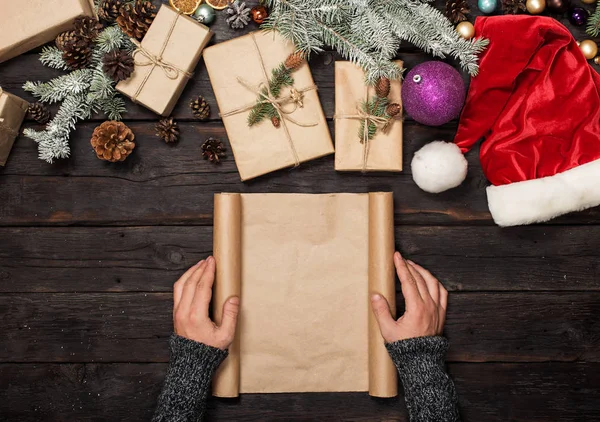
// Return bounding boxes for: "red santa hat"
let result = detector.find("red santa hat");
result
[411,16,600,227]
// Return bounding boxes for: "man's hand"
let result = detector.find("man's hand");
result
[371,252,447,343]
[173,256,240,350]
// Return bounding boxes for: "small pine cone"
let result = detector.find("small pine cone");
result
[284,52,305,70]
[98,0,125,23]
[62,40,93,70]
[201,137,226,164]
[501,0,526,14]
[385,103,402,117]
[375,77,390,98]
[90,121,136,162]
[55,30,79,51]
[117,0,157,41]
[445,0,470,24]
[190,96,210,120]
[103,50,135,82]
[73,16,103,41]
[28,102,51,124]
[155,117,180,144]
[271,116,281,128]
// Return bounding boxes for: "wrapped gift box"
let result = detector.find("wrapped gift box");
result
[0,89,29,166]
[0,0,96,64]
[203,31,334,181]
[117,5,213,116]
[334,61,403,172]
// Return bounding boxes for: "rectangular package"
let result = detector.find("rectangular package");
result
[0,0,96,64]
[203,31,334,181]
[0,89,29,166]
[335,61,403,172]
[116,5,213,116]
[211,192,398,398]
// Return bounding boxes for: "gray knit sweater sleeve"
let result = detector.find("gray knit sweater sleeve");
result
[152,334,228,422]
[386,336,460,422]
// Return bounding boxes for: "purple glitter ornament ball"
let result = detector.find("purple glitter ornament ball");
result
[402,62,466,127]
[569,7,589,26]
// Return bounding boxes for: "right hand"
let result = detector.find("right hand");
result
[371,252,447,343]
[172,256,240,350]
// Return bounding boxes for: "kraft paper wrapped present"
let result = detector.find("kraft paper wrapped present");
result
[116,5,213,116]
[0,0,96,64]
[203,31,334,181]
[0,88,29,166]
[334,61,403,172]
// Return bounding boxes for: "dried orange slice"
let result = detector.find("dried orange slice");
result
[205,0,231,10]
[169,0,203,14]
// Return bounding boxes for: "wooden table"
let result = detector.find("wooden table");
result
[1,1,599,420]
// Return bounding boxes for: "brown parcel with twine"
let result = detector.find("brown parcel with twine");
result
[0,88,29,167]
[116,5,213,116]
[334,61,403,172]
[203,32,334,181]
[212,192,398,398]
[0,0,96,64]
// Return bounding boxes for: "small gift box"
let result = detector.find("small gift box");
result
[116,5,213,116]
[203,31,334,181]
[334,61,403,172]
[0,88,29,166]
[0,0,96,64]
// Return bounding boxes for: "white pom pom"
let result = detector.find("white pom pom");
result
[411,141,468,193]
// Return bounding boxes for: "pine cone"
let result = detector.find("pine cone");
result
[103,50,135,82]
[155,117,180,143]
[502,0,526,14]
[375,77,390,98]
[385,103,402,117]
[98,0,125,23]
[117,0,157,41]
[62,40,93,70]
[271,116,281,128]
[201,138,226,164]
[226,0,252,29]
[73,16,103,41]
[445,0,470,24]
[190,96,210,120]
[55,30,80,51]
[28,102,51,124]
[284,52,305,70]
[90,121,136,162]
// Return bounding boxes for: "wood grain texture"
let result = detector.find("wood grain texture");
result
[0,362,598,421]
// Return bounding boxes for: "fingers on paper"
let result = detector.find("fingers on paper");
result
[191,256,216,313]
[439,283,448,331]
[179,259,207,313]
[407,260,440,304]
[394,252,421,307]
[219,296,240,343]
[173,260,203,308]
[371,294,396,340]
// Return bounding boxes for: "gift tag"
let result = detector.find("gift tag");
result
[169,0,203,14]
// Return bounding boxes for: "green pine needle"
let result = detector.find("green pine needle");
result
[247,63,295,126]
[587,0,600,37]
[357,95,389,142]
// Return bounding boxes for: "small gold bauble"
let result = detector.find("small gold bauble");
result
[526,0,546,14]
[594,56,600,65]
[582,0,595,4]
[580,40,599,60]
[456,21,475,40]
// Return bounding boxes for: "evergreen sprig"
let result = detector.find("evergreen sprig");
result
[587,0,600,37]
[358,95,389,142]
[247,63,295,126]
[261,0,488,82]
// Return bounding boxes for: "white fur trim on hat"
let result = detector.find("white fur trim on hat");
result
[411,141,468,193]
[487,158,600,227]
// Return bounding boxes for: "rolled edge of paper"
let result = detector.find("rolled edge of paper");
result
[212,193,242,398]
[367,192,398,398]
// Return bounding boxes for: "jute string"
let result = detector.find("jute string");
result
[219,33,317,167]
[334,86,398,172]
[130,12,193,103]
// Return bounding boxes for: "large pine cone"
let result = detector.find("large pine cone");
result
[73,16,103,41]
[103,50,135,82]
[55,30,79,51]
[445,0,470,24]
[90,121,136,162]
[63,41,93,70]
[190,96,210,120]
[28,103,51,124]
[98,0,125,23]
[117,0,157,41]
[155,117,180,143]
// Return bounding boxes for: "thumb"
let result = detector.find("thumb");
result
[371,294,395,341]
[219,296,240,341]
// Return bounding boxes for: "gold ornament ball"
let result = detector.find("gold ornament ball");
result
[526,0,546,14]
[594,56,600,65]
[580,40,599,60]
[456,21,475,40]
[582,0,595,4]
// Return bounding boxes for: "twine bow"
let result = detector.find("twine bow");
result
[219,33,318,167]
[130,12,194,103]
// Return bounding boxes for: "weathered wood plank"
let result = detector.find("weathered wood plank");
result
[0,226,598,292]
[1,292,598,362]
[0,362,598,421]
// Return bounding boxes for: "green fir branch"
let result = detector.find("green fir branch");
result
[247,63,295,126]
[358,95,389,142]
[39,46,69,70]
[23,69,93,103]
[587,0,600,37]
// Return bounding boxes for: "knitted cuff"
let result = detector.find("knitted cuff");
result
[168,333,228,388]
[386,336,449,385]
